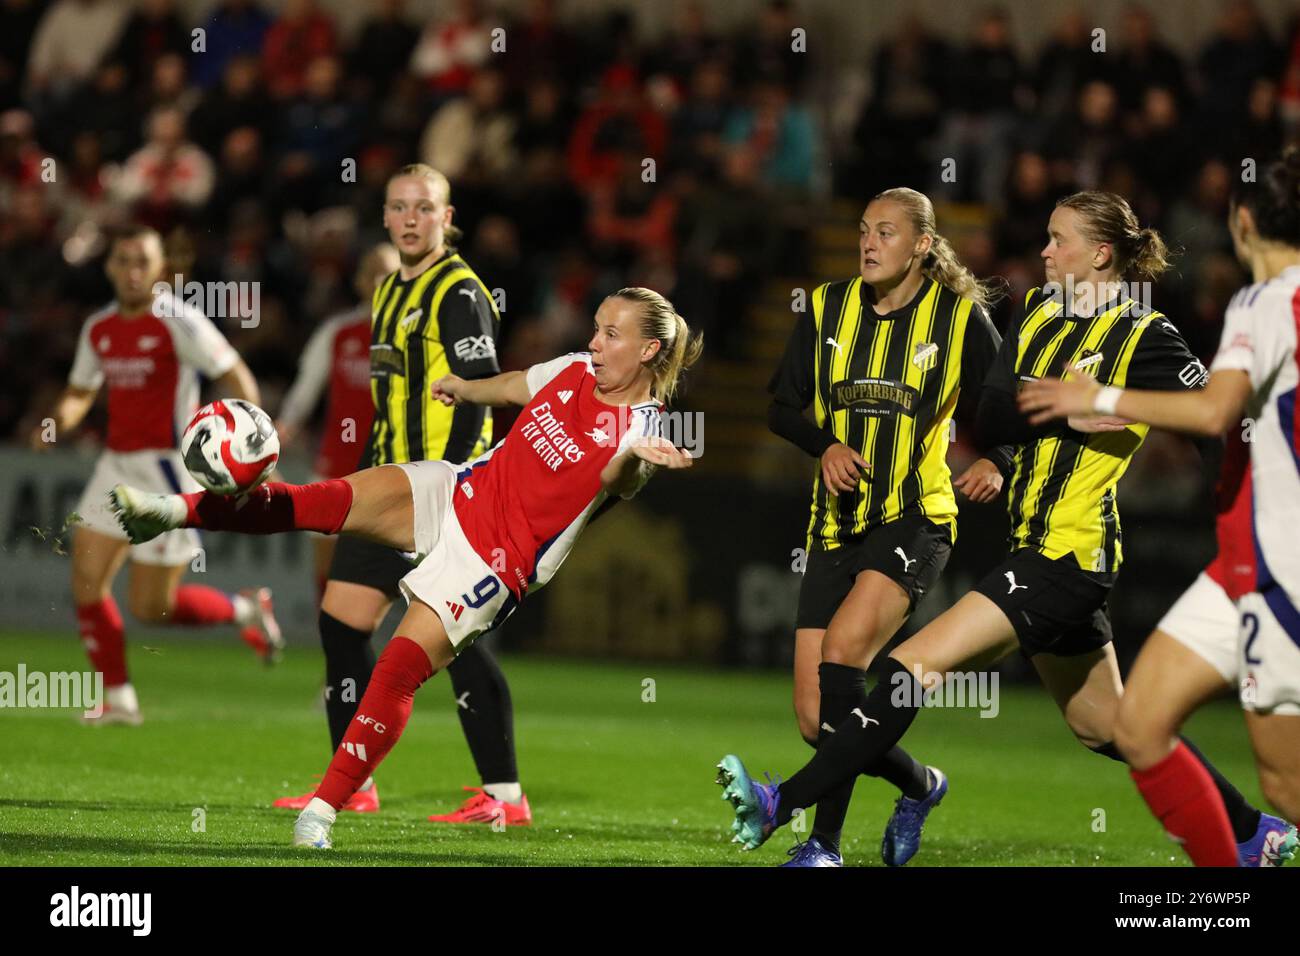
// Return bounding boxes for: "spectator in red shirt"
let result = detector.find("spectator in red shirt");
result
[567,66,668,194]
[262,0,338,100]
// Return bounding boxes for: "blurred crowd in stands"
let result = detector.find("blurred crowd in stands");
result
[0,0,1293,454]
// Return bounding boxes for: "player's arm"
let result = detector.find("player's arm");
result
[766,287,868,496]
[972,316,1055,447]
[601,436,693,497]
[32,316,104,450]
[1019,314,1231,435]
[951,304,1013,503]
[432,369,530,408]
[29,385,98,450]
[1019,369,1250,437]
[212,357,262,407]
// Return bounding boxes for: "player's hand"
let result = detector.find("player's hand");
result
[820,443,869,496]
[629,435,693,469]
[1066,414,1135,433]
[431,375,467,406]
[1017,374,1101,425]
[953,457,1004,503]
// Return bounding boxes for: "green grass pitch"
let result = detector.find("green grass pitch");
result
[0,632,1268,866]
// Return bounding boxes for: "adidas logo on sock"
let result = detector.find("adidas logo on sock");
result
[343,742,368,762]
[445,601,464,621]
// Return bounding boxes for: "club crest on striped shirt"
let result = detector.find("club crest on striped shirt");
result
[1072,349,1104,375]
[912,342,939,371]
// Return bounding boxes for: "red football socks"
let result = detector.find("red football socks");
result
[182,479,353,535]
[315,637,435,809]
[170,585,236,625]
[77,597,127,687]
[1131,741,1239,867]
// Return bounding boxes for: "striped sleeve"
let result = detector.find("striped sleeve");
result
[616,405,664,499]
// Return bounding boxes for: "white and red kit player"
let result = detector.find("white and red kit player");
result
[277,244,397,595]
[1019,154,1300,863]
[30,225,283,725]
[110,287,702,847]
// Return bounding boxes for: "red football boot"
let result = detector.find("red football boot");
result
[273,780,380,813]
[427,786,532,825]
[238,587,284,665]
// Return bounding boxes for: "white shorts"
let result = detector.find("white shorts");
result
[391,461,515,650]
[1236,591,1300,717]
[1159,572,1239,686]
[74,449,202,566]
[1159,572,1300,715]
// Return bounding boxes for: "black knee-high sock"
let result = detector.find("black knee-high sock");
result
[1091,737,1260,844]
[800,725,928,799]
[1178,737,1260,843]
[320,610,376,752]
[446,636,518,785]
[778,658,922,827]
[810,663,864,853]
[866,746,931,800]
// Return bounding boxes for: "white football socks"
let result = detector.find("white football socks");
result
[483,782,522,804]
[304,797,337,823]
[106,683,139,713]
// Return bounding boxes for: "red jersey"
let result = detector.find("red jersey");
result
[68,295,239,452]
[280,305,375,478]
[451,353,663,597]
[1205,430,1256,601]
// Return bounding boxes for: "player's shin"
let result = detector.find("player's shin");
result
[778,657,923,825]
[76,596,127,686]
[320,610,376,752]
[1131,741,1238,866]
[313,636,435,810]
[183,479,353,535]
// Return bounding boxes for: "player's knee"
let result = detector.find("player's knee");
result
[1067,718,1112,752]
[71,575,106,603]
[1114,699,1177,769]
[128,596,171,624]
[821,628,870,669]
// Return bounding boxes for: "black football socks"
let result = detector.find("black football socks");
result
[447,638,519,787]
[778,657,922,827]
[320,610,377,751]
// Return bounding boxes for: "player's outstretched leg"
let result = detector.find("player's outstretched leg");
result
[293,600,454,849]
[109,479,354,544]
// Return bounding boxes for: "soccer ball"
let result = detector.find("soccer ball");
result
[180,399,280,496]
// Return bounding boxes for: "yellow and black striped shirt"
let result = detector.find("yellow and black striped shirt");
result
[366,252,500,467]
[770,276,1005,551]
[985,286,1208,574]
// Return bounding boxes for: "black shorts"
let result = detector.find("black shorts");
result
[972,548,1114,657]
[796,515,953,630]
[327,535,416,599]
